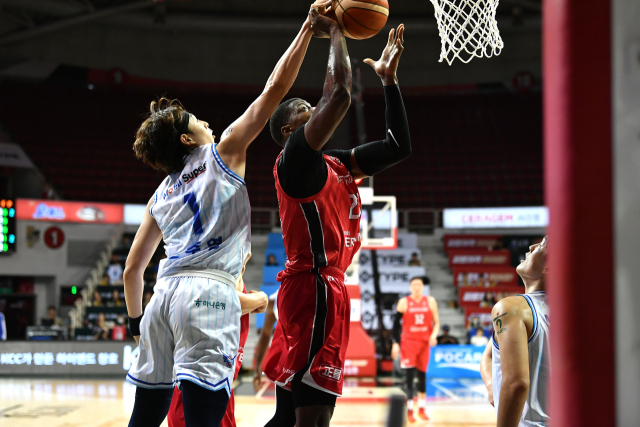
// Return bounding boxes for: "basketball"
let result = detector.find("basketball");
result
[333,0,389,40]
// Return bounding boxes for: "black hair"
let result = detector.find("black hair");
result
[269,98,303,147]
[410,276,431,285]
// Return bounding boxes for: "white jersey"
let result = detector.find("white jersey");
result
[492,291,550,426]
[150,143,251,280]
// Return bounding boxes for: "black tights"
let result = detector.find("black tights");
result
[128,382,229,427]
[404,368,426,400]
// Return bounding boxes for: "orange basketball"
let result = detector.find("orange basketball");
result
[333,0,389,40]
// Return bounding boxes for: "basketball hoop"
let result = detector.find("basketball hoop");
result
[430,0,504,65]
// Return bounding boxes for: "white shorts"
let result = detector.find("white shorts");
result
[126,269,241,397]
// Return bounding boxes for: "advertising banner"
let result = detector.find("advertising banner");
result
[0,342,138,376]
[448,249,511,268]
[358,265,426,290]
[16,199,124,224]
[458,286,524,307]
[427,345,484,378]
[358,249,422,267]
[443,206,549,229]
[397,233,418,249]
[453,268,518,287]
[443,234,502,252]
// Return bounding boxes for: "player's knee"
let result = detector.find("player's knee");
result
[417,370,426,393]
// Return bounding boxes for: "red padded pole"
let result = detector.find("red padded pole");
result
[543,0,615,426]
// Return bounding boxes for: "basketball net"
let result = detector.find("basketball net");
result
[430,0,504,65]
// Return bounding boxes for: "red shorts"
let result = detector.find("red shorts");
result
[400,339,431,372]
[167,387,236,427]
[263,267,350,396]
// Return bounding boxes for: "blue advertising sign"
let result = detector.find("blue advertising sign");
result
[427,345,485,378]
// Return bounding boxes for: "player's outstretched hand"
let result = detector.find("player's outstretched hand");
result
[391,342,400,360]
[253,373,265,392]
[363,24,405,86]
[309,0,338,39]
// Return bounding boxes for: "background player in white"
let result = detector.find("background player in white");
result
[123,4,331,426]
[480,236,550,427]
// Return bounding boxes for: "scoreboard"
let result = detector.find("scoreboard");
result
[0,199,16,254]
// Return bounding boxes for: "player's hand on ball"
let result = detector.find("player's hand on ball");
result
[363,24,405,86]
[309,2,338,39]
[391,342,400,360]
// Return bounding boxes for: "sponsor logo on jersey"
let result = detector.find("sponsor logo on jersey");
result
[163,180,183,199]
[182,161,207,184]
[319,364,342,381]
[194,298,226,310]
[220,350,237,368]
[337,174,353,185]
[282,367,295,374]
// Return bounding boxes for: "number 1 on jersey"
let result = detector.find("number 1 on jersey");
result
[184,192,204,235]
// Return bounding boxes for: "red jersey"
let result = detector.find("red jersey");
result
[401,296,434,342]
[274,153,362,279]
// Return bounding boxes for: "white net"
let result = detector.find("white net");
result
[430,0,504,65]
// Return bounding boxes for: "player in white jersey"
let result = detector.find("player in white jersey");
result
[480,236,550,427]
[123,4,332,426]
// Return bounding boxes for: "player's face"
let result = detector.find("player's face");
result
[186,114,215,146]
[286,100,315,133]
[516,236,548,281]
[409,279,423,297]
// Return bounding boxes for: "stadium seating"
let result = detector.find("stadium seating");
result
[0,80,542,209]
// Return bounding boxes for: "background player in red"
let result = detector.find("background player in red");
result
[391,277,440,423]
[263,12,411,427]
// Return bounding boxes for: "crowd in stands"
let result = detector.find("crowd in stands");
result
[81,233,162,341]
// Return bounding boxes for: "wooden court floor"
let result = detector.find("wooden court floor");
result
[0,378,496,427]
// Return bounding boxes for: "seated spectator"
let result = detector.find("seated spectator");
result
[143,291,153,309]
[99,273,110,286]
[108,289,123,307]
[437,325,459,345]
[408,252,422,266]
[93,290,104,307]
[41,305,64,327]
[468,315,482,330]
[107,254,123,285]
[266,254,278,266]
[448,299,458,309]
[93,313,110,341]
[112,314,127,341]
[470,328,489,346]
[479,291,496,308]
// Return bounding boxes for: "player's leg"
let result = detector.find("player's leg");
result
[416,342,431,420]
[416,370,429,420]
[128,387,173,427]
[291,373,336,427]
[404,367,417,423]
[264,386,297,427]
[181,381,229,427]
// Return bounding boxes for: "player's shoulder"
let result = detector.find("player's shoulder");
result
[397,296,408,311]
[491,295,529,319]
[426,295,437,306]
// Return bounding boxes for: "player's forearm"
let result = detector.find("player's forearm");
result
[123,268,144,318]
[237,292,268,315]
[497,378,529,427]
[353,85,411,176]
[480,344,493,389]
[254,333,271,374]
[263,18,313,97]
[323,26,352,100]
[430,320,440,341]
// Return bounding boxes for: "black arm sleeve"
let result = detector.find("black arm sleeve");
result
[277,124,327,199]
[392,311,403,343]
[322,148,353,172]
[353,84,412,176]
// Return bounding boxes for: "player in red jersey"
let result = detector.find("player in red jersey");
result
[263,13,411,427]
[166,277,256,427]
[391,277,440,423]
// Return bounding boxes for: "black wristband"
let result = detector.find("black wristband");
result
[128,314,143,336]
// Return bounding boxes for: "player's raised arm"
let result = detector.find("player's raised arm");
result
[346,25,412,180]
[302,10,352,151]
[216,2,331,175]
[492,298,530,427]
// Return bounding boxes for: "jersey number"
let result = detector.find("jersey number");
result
[414,314,425,325]
[183,192,204,235]
[349,194,361,220]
